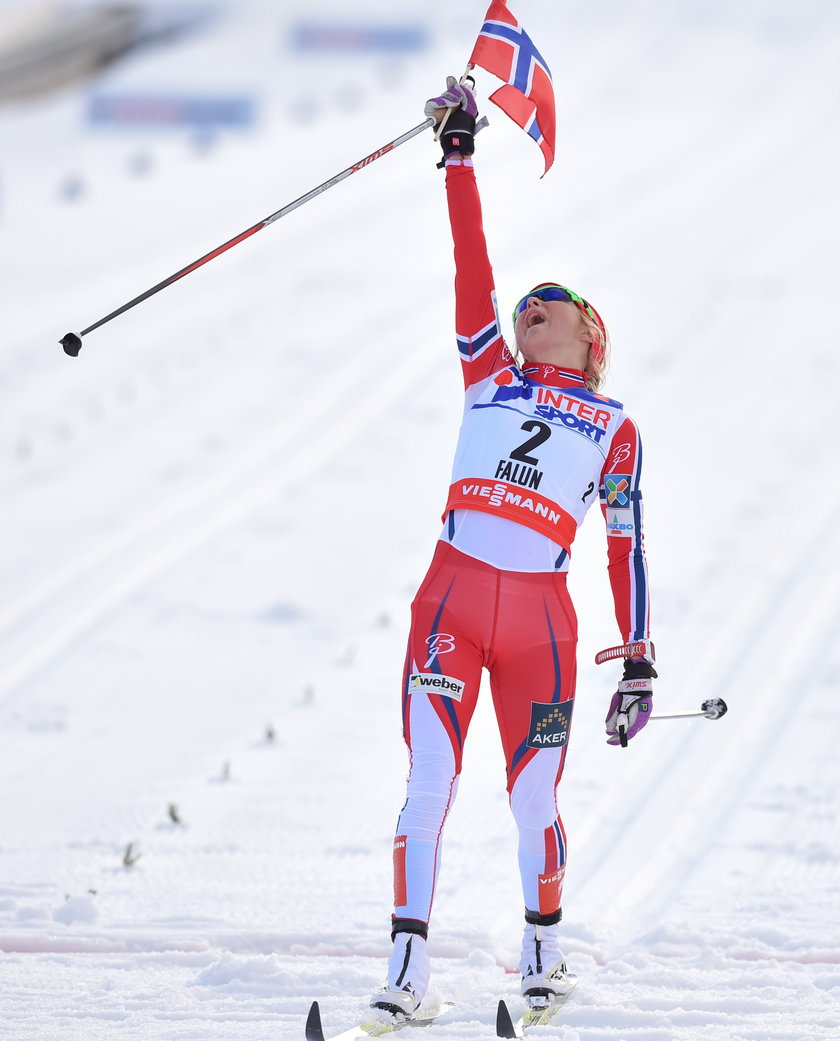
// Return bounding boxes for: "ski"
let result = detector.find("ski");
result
[305,1000,453,1041]
[496,976,578,1037]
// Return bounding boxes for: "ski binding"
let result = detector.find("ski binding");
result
[496,971,578,1037]
[306,999,452,1040]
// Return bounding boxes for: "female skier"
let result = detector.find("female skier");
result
[370,78,655,1020]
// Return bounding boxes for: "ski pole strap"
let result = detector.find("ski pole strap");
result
[594,639,655,665]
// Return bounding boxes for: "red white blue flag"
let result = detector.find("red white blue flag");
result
[468,0,556,176]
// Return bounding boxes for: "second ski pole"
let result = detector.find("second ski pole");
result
[651,698,728,721]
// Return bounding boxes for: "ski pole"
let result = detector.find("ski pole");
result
[651,698,728,722]
[59,116,436,356]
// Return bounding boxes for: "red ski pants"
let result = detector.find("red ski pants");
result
[392,541,577,926]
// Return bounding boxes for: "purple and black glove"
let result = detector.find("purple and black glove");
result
[425,75,479,119]
[605,659,658,747]
[424,76,485,164]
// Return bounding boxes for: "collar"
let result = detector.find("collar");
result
[522,365,587,389]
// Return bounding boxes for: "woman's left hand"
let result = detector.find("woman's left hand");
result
[605,660,657,747]
[424,75,478,120]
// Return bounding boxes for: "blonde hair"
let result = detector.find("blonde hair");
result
[579,310,610,392]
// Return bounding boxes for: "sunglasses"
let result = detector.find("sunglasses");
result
[512,284,594,324]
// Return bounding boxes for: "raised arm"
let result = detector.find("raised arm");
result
[425,77,513,389]
[445,161,513,388]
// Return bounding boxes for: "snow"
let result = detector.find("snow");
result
[1,0,839,1038]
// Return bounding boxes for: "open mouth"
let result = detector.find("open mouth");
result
[525,312,545,329]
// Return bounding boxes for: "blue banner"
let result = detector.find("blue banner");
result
[289,22,429,54]
[88,94,255,129]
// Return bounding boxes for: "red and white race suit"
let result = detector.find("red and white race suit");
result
[391,158,651,930]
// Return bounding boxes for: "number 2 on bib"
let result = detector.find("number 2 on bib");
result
[510,420,552,466]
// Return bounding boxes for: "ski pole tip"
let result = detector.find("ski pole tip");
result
[305,1001,325,1041]
[60,332,83,357]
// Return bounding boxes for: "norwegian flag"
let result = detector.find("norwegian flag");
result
[469,0,556,176]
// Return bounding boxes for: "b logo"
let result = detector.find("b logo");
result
[609,442,632,469]
[424,633,456,668]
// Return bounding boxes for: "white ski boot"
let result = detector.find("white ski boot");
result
[370,930,430,1021]
[519,920,575,1008]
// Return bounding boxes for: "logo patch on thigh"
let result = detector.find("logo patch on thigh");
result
[527,700,573,749]
[408,673,465,701]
